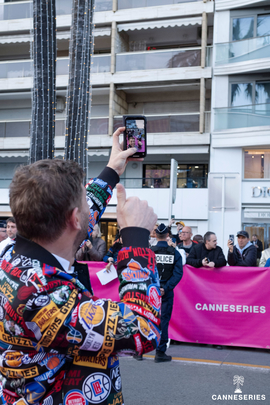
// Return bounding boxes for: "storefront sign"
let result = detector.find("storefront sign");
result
[251,186,270,198]
[169,265,269,349]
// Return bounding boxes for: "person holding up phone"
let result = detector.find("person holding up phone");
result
[227,230,257,267]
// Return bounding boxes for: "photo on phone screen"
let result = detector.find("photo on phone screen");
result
[123,116,147,158]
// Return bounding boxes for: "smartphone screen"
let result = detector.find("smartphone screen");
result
[123,116,147,158]
[229,234,234,244]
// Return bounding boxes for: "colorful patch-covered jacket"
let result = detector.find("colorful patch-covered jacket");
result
[0,167,161,405]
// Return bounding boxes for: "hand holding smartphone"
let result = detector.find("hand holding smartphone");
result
[123,115,147,158]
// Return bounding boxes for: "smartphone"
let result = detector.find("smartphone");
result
[205,257,209,264]
[123,115,147,158]
[229,234,234,244]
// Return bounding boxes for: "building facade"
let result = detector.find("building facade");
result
[3,0,269,251]
[0,0,214,246]
[211,0,270,251]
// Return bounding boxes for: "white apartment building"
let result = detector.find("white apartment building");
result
[210,0,270,251]
[0,0,214,245]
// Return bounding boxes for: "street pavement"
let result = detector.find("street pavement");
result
[119,342,270,405]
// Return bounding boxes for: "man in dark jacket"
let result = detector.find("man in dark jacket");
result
[151,223,183,362]
[186,231,227,268]
[228,230,257,267]
[251,234,263,260]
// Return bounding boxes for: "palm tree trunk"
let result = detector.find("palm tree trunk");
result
[64,0,95,178]
[30,0,56,163]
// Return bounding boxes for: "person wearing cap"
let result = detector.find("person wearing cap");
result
[0,221,7,243]
[151,223,183,362]
[227,230,257,267]
[168,219,185,244]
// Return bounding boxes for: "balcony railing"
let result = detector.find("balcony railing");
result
[215,35,270,65]
[0,0,111,21]
[120,176,207,188]
[118,0,198,9]
[214,103,270,131]
[0,179,13,188]
[0,117,109,137]
[116,48,201,72]
[114,113,200,133]
[0,55,111,80]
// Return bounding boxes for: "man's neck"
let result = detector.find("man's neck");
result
[183,239,192,246]
[32,231,77,270]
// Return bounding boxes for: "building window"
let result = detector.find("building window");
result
[143,164,208,188]
[232,13,270,41]
[244,150,270,179]
[231,81,270,107]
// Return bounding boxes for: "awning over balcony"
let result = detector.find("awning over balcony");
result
[0,28,111,44]
[0,151,29,158]
[118,16,202,32]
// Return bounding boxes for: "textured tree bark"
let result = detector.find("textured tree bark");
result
[64,0,94,177]
[30,0,56,163]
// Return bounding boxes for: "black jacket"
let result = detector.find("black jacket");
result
[186,243,227,268]
[254,239,263,259]
[228,244,257,267]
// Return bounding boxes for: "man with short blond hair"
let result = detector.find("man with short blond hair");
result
[178,226,197,257]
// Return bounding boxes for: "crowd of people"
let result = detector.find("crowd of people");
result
[0,125,269,403]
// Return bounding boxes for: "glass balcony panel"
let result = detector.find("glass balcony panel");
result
[113,118,123,133]
[0,2,31,21]
[56,0,72,15]
[216,35,270,65]
[55,120,65,136]
[0,179,13,188]
[91,55,111,73]
[89,118,109,135]
[114,114,199,133]
[4,61,32,79]
[0,64,8,79]
[116,49,200,72]
[0,123,5,137]
[118,0,197,9]
[95,0,113,11]
[119,176,207,188]
[0,0,111,22]
[6,122,30,137]
[214,103,270,131]
[56,58,69,75]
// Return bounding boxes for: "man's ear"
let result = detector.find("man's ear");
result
[69,207,81,231]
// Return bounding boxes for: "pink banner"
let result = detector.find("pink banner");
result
[86,261,120,302]
[169,265,270,349]
[86,262,270,349]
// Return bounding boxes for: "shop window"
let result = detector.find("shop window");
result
[244,150,270,179]
[232,13,270,41]
[143,164,208,188]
